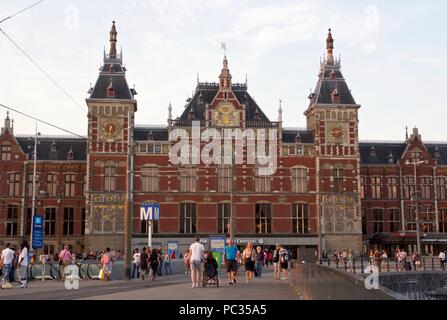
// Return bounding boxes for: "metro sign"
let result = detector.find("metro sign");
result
[140,202,160,221]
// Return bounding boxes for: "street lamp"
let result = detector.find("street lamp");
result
[29,122,41,254]
[229,154,236,241]
[405,154,427,256]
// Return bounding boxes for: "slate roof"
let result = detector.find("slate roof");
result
[178,83,270,123]
[310,65,357,106]
[134,127,169,141]
[282,129,314,144]
[359,142,447,165]
[16,137,87,161]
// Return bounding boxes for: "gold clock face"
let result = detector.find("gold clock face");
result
[100,117,122,141]
[327,122,347,144]
[213,102,239,126]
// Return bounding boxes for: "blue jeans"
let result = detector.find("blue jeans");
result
[157,260,164,276]
[164,261,172,275]
[131,263,140,279]
[2,264,11,283]
[255,261,263,278]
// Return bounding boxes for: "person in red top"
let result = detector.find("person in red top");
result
[58,245,75,280]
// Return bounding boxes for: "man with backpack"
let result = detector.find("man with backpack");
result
[279,245,290,280]
[273,244,281,280]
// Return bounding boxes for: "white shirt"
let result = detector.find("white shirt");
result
[19,247,29,266]
[1,248,15,265]
[439,252,446,260]
[133,252,141,264]
[189,242,205,261]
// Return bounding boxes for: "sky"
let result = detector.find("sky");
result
[0,0,445,141]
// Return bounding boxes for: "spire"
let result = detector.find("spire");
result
[1,111,13,135]
[405,126,409,140]
[219,55,232,90]
[326,28,334,65]
[278,99,283,122]
[109,21,118,59]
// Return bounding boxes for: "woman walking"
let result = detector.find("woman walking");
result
[242,242,256,284]
[149,248,160,281]
[139,247,149,280]
[101,248,113,282]
[17,240,29,288]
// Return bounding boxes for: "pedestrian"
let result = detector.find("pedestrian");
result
[439,250,446,271]
[100,247,113,282]
[279,245,290,280]
[399,249,408,271]
[149,248,160,281]
[273,244,281,280]
[59,245,75,280]
[183,250,191,274]
[347,250,354,272]
[164,252,173,275]
[132,248,141,279]
[140,247,149,280]
[157,246,164,277]
[224,238,239,285]
[255,246,264,278]
[1,243,15,287]
[17,240,29,288]
[242,242,256,284]
[9,245,18,284]
[188,235,205,288]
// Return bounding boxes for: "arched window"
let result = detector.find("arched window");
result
[255,203,271,234]
[291,167,308,193]
[141,165,159,192]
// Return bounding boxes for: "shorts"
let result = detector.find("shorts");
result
[226,260,237,273]
[245,261,255,272]
[280,261,288,270]
[190,260,202,272]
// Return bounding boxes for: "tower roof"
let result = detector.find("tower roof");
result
[88,21,136,101]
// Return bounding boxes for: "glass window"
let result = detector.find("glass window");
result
[372,208,384,233]
[291,168,308,193]
[218,203,230,234]
[421,177,432,200]
[440,209,447,233]
[180,167,197,192]
[437,177,447,200]
[404,177,415,200]
[421,206,434,233]
[141,166,159,192]
[6,205,19,236]
[387,177,398,200]
[104,165,117,192]
[64,174,76,197]
[333,168,344,193]
[47,173,58,197]
[217,166,231,193]
[81,208,86,236]
[180,203,196,234]
[292,203,309,234]
[44,208,56,236]
[388,208,400,232]
[1,143,11,161]
[63,207,75,236]
[371,177,382,199]
[27,173,40,197]
[8,173,20,197]
[360,176,366,199]
[255,203,271,234]
[406,206,416,231]
[255,168,271,193]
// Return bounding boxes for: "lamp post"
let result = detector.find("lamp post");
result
[230,154,236,241]
[405,154,426,256]
[29,122,41,254]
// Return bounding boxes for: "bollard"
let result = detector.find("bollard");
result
[360,256,364,274]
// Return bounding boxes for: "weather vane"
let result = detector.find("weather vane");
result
[221,42,227,56]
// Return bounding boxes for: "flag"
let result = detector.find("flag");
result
[221,42,226,50]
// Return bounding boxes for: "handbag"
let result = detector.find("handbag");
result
[99,268,105,280]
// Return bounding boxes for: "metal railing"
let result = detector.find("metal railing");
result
[28,261,102,281]
[318,256,447,274]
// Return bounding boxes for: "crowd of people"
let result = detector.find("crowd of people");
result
[0,241,30,289]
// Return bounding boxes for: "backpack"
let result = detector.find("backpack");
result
[283,250,289,262]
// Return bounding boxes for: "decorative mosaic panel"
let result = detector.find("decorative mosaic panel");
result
[321,194,360,234]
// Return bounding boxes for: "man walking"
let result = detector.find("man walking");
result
[279,245,290,280]
[188,235,205,288]
[17,241,29,288]
[1,243,15,287]
[132,248,141,279]
[59,245,75,280]
[224,239,239,285]
[439,250,446,271]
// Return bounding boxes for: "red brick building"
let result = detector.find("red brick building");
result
[1,23,445,257]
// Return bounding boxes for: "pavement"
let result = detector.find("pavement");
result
[0,269,301,300]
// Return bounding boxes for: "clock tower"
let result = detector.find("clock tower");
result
[85,21,138,252]
[305,29,362,255]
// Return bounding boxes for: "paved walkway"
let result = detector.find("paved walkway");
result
[0,269,301,300]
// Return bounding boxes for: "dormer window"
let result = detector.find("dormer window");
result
[331,88,340,103]
[330,70,336,79]
[51,141,57,153]
[370,146,376,157]
[188,109,195,120]
[254,109,261,121]
[148,131,155,141]
[67,147,74,160]
[434,146,440,160]
[388,152,395,164]
[107,80,116,98]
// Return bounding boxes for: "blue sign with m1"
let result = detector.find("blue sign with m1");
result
[32,214,44,249]
[140,202,160,221]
